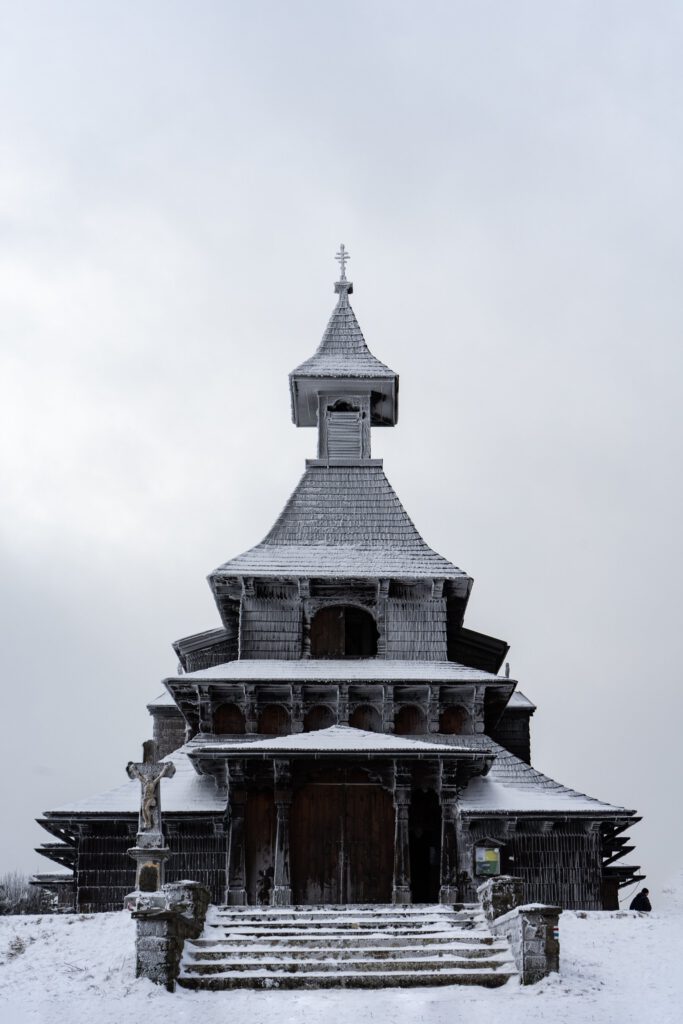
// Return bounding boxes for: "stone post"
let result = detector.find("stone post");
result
[126,740,175,894]
[392,763,411,904]
[132,880,210,991]
[272,759,292,906]
[477,876,562,984]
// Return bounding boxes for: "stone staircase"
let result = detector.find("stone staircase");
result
[177,903,518,989]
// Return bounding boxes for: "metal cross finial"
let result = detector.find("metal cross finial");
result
[335,243,350,280]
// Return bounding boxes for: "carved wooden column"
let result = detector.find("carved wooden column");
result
[337,684,349,725]
[198,686,213,734]
[472,685,486,734]
[272,759,292,906]
[428,685,441,734]
[291,685,304,734]
[244,684,257,734]
[439,761,459,904]
[299,579,311,658]
[376,579,390,658]
[392,762,412,904]
[226,760,247,905]
[383,685,395,734]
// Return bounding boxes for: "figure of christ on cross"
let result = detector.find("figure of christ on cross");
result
[126,760,176,832]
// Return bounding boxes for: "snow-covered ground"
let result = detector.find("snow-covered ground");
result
[1,883,681,1024]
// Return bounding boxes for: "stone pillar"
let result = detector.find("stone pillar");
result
[439,763,459,904]
[226,761,247,905]
[392,763,411,904]
[272,759,292,906]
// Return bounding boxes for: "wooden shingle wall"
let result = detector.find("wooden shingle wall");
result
[384,597,447,660]
[240,597,303,659]
[488,709,532,764]
[75,818,226,913]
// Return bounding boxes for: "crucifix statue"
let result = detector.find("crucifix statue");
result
[126,740,175,837]
[125,740,175,896]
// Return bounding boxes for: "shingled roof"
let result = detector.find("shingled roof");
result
[290,286,396,380]
[210,463,469,580]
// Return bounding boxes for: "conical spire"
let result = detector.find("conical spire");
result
[289,246,399,427]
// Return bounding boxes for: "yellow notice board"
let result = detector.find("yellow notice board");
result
[475,846,500,877]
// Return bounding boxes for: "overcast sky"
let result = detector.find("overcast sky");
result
[1,1,681,898]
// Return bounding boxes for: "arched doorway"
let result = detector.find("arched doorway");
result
[258,704,291,736]
[439,706,470,735]
[349,704,382,732]
[304,705,336,732]
[310,606,378,658]
[409,790,441,903]
[213,703,246,734]
[394,704,427,735]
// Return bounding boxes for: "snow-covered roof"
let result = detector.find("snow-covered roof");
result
[170,658,508,684]
[147,690,176,708]
[45,751,224,816]
[290,288,396,381]
[459,737,630,815]
[187,725,473,756]
[42,733,631,819]
[210,464,468,580]
[506,690,536,711]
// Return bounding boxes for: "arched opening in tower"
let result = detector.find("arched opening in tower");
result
[394,704,427,735]
[310,605,378,658]
[213,703,246,735]
[258,704,291,736]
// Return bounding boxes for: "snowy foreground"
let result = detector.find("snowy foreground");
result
[1,887,682,1024]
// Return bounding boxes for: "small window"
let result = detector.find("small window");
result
[258,704,291,736]
[349,704,382,732]
[310,605,378,659]
[303,705,336,732]
[439,706,470,735]
[394,704,427,735]
[213,703,246,734]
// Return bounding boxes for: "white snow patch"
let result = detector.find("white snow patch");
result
[1,875,682,1024]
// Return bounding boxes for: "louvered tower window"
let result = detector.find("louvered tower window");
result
[318,395,371,460]
[327,410,362,459]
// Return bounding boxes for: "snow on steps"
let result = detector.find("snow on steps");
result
[177,904,518,990]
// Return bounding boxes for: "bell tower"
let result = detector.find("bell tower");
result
[289,245,399,463]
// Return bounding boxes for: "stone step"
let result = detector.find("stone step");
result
[181,955,514,975]
[207,924,484,936]
[186,942,509,960]
[178,903,518,990]
[214,909,481,917]
[210,915,483,928]
[177,967,517,990]
[194,932,496,948]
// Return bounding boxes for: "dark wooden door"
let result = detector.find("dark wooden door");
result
[245,790,276,905]
[291,780,393,904]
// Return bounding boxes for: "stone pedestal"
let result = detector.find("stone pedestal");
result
[477,875,561,984]
[131,881,210,991]
[127,843,172,893]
